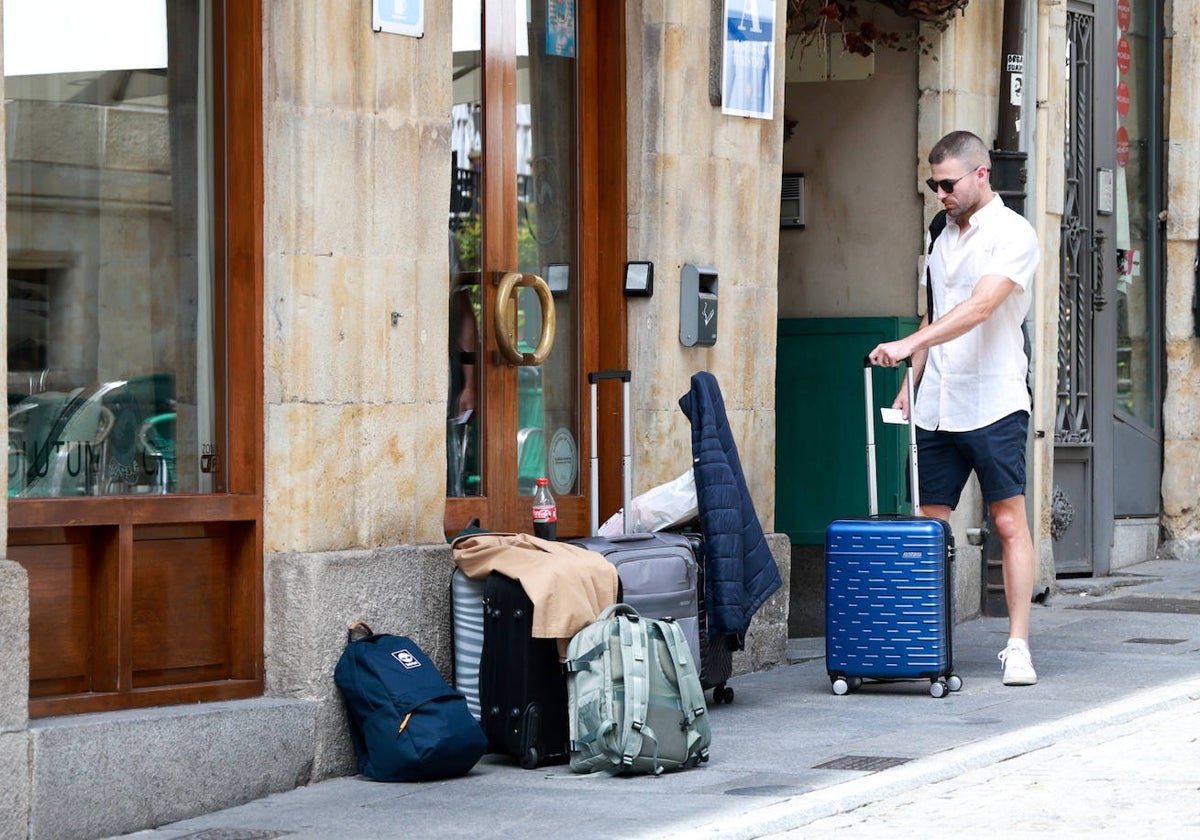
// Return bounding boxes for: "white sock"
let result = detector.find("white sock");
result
[1007,637,1029,651]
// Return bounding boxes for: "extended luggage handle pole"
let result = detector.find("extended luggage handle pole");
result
[862,360,879,516]
[905,361,921,513]
[862,357,920,516]
[587,370,633,536]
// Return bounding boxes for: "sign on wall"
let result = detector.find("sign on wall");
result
[374,0,423,38]
[721,0,776,120]
[547,0,575,58]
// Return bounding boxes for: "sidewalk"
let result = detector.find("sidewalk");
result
[121,555,1200,840]
[765,692,1200,837]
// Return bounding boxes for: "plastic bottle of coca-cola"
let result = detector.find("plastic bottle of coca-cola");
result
[532,477,557,541]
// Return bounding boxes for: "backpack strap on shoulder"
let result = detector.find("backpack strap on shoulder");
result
[925,209,948,321]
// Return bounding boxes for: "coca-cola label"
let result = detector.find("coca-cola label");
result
[532,504,557,523]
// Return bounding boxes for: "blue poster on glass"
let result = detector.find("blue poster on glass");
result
[373,0,424,38]
[721,0,775,120]
[547,0,576,58]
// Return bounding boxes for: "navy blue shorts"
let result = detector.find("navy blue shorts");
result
[916,411,1029,509]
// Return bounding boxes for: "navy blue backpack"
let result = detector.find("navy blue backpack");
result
[335,622,487,782]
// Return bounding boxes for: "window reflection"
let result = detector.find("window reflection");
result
[1113,0,1157,429]
[6,0,220,497]
[448,2,483,498]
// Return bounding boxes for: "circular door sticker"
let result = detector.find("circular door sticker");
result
[548,427,578,496]
[1116,36,1131,75]
[1116,80,1130,118]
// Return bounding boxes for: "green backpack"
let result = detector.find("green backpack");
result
[564,603,711,775]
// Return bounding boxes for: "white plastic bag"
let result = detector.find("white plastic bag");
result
[598,469,698,536]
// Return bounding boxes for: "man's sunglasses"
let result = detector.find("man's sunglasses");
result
[925,167,987,194]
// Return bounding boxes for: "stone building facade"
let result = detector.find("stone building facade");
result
[0,2,1198,838]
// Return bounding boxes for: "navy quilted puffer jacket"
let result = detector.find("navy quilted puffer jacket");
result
[679,372,782,644]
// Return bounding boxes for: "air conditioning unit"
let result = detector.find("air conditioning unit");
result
[781,173,805,229]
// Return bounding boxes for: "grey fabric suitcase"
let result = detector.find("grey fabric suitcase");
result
[570,370,702,667]
[570,532,701,666]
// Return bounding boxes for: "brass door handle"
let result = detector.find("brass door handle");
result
[493,271,556,366]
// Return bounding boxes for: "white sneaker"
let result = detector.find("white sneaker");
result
[998,642,1038,686]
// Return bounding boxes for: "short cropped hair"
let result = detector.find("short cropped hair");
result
[929,131,991,170]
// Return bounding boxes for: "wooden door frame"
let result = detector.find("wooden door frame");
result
[444,0,627,538]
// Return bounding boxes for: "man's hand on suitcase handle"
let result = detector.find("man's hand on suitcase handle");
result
[864,348,914,421]
[868,339,913,369]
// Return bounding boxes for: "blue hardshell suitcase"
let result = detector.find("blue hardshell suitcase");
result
[824,359,961,698]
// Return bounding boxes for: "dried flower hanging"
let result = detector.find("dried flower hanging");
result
[787,0,969,58]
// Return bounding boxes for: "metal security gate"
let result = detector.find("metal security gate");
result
[1054,3,1117,575]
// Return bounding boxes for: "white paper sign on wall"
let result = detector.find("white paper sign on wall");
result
[374,0,423,38]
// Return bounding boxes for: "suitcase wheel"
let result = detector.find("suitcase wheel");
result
[710,684,735,705]
[930,678,952,698]
[947,674,963,692]
[830,676,862,696]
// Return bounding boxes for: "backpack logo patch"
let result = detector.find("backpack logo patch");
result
[391,649,421,669]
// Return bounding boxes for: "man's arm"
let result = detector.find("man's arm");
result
[453,290,480,415]
[889,313,930,416]
[869,273,1019,369]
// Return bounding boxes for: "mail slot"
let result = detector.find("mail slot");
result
[680,263,718,347]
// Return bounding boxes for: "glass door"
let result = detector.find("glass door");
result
[1110,0,1163,517]
[447,0,586,534]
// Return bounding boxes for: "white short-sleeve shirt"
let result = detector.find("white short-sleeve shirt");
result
[915,196,1039,432]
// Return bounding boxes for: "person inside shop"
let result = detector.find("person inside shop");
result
[447,228,480,497]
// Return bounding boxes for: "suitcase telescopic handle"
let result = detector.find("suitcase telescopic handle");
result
[588,370,633,535]
[862,357,920,515]
[587,370,631,384]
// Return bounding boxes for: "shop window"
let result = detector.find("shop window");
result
[6,0,221,498]
[5,0,263,716]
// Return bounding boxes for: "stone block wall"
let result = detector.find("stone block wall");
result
[262,1,451,555]
[264,544,456,780]
[624,3,785,522]
[0,562,29,840]
[1162,0,1200,539]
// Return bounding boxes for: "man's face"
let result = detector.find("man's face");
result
[928,158,984,220]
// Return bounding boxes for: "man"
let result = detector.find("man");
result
[868,130,1040,686]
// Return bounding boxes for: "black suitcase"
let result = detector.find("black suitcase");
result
[478,571,569,768]
[681,531,736,704]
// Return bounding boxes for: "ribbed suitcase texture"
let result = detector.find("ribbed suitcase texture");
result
[450,568,486,721]
[825,516,953,682]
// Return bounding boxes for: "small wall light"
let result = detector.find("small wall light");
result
[624,261,654,297]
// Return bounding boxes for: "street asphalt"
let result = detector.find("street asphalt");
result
[119,552,1200,840]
